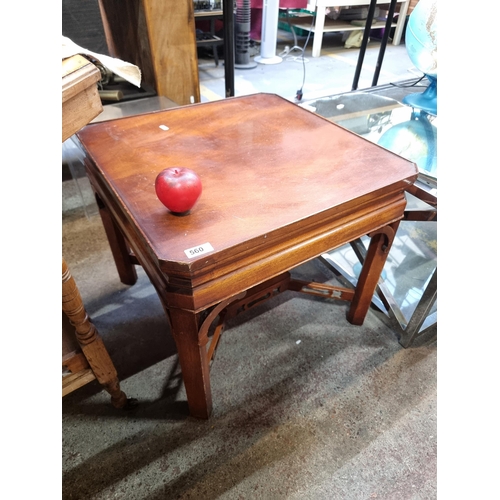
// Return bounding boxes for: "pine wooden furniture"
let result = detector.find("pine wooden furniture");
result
[62,259,128,407]
[77,93,418,419]
[62,55,102,143]
[62,55,130,407]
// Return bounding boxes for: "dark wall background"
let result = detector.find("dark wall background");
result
[62,0,109,55]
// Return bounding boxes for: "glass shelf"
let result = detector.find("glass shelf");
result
[301,84,437,346]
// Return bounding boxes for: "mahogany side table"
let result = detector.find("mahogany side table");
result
[77,93,418,419]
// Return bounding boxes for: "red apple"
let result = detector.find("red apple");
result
[155,167,202,215]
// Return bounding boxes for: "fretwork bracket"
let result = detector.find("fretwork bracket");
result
[200,272,357,368]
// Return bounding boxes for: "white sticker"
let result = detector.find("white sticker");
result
[159,125,169,131]
[184,242,214,258]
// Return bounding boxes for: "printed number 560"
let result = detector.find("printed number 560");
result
[184,242,214,258]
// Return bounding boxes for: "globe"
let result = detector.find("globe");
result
[378,112,437,177]
[402,0,437,115]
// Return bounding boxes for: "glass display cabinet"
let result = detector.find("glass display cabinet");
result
[300,81,437,347]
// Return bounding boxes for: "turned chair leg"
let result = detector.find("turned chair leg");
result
[62,257,134,408]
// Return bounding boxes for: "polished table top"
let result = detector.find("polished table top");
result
[78,93,417,307]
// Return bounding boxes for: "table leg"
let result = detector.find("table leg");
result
[62,258,129,408]
[168,307,213,419]
[95,193,138,285]
[347,221,400,325]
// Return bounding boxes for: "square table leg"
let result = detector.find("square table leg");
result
[95,193,138,286]
[347,221,400,325]
[167,308,213,419]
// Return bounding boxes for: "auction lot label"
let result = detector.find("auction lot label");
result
[184,242,214,259]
